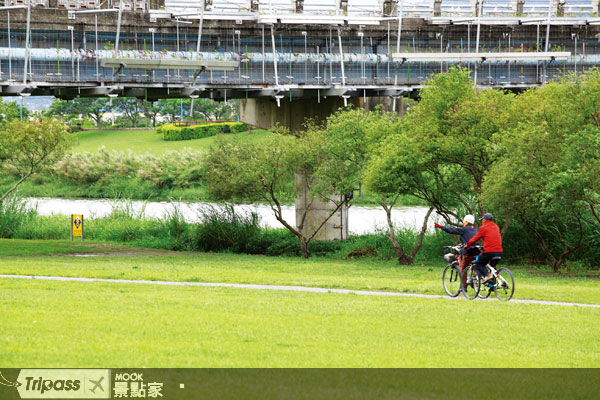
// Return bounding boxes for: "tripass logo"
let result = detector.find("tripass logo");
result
[14,369,110,399]
[0,371,21,387]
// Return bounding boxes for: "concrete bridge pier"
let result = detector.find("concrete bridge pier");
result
[240,96,399,241]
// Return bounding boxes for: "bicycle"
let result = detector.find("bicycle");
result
[442,244,482,297]
[443,244,515,301]
[474,258,515,301]
[442,245,463,297]
[442,244,483,299]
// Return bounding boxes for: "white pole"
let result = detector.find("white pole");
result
[338,28,346,86]
[271,25,279,86]
[7,11,11,80]
[196,0,205,59]
[23,0,31,84]
[115,0,124,54]
[95,15,99,78]
[544,0,551,52]
[474,0,483,87]
[543,0,551,83]
[396,0,403,53]
[71,27,75,80]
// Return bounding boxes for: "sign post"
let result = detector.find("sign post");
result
[71,214,84,241]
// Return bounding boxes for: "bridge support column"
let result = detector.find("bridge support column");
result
[240,96,349,134]
[240,97,352,241]
[240,96,402,241]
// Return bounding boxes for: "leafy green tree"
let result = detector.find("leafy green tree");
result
[365,129,467,264]
[203,127,358,258]
[307,107,432,264]
[47,98,110,134]
[113,98,145,128]
[0,99,29,125]
[0,118,72,203]
[157,99,183,123]
[192,98,237,121]
[405,67,513,217]
[142,100,161,127]
[482,74,600,271]
[157,98,237,123]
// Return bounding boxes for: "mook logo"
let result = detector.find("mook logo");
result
[15,369,110,399]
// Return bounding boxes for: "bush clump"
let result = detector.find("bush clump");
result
[158,122,247,141]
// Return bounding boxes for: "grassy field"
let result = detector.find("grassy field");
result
[74,129,273,154]
[0,239,599,368]
[1,240,599,304]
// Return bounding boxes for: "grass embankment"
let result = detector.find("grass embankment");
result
[74,128,273,154]
[2,128,418,205]
[0,240,599,368]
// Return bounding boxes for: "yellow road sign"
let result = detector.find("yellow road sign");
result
[71,214,84,240]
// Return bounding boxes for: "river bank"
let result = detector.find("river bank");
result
[24,197,434,235]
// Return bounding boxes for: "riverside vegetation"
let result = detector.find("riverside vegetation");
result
[1,67,600,270]
[0,195,598,271]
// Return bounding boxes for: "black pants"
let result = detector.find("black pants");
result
[474,252,503,278]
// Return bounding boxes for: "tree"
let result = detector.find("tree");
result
[142,100,161,127]
[113,98,145,128]
[405,67,513,217]
[482,74,600,271]
[47,98,110,134]
[191,98,237,121]
[365,128,468,264]
[157,98,237,123]
[203,127,358,258]
[0,99,29,125]
[156,99,182,123]
[0,118,72,203]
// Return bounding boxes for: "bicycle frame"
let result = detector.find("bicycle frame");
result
[482,265,510,290]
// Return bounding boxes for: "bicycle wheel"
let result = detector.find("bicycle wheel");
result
[442,263,462,297]
[478,284,492,299]
[494,267,515,301]
[462,265,480,300]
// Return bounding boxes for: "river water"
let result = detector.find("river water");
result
[25,198,435,235]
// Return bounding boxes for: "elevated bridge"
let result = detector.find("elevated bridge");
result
[0,0,599,103]
[1,0,599,239]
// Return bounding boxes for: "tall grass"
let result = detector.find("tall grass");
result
[0,195,38,239]
[193,204,264,254]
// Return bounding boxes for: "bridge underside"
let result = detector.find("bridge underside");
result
[0,82,425,101]
[0,9,599,102]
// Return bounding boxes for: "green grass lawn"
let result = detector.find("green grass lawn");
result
[1,240,599,305]
[74,129,273,154]
[0,240,598,368]
[0,276,598,368]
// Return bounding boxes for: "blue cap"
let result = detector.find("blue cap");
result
[480,213,494,221]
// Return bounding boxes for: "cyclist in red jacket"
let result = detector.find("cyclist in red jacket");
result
[465,213,503,283]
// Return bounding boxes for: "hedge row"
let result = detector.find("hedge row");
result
[158,122,247,141]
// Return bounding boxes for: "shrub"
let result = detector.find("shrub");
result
[49,149,204,191]
[192,204,264,253]
[157,122,247,141]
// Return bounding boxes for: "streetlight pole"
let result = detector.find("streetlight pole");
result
[23,0,31,84]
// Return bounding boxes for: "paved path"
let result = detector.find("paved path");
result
[1,274,599,309]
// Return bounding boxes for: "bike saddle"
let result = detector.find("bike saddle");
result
[489,257,502,269]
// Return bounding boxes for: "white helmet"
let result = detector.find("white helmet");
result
[463,215,475,225]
